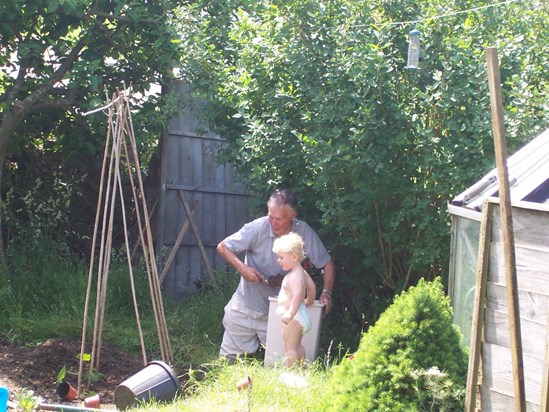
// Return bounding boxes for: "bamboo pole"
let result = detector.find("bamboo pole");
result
[77,91,115,396]
[116,134,148,365]
[486,46,526,411]
[94,93,127,373]
[92,94,125,376]
[124,93,173,363]
[87,93,119,387]
[121,122,167,363]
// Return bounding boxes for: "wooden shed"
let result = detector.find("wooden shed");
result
[447,128,549,410]
[155,83,251,299]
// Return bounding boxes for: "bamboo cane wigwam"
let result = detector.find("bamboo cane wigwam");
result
[77,86,173,396]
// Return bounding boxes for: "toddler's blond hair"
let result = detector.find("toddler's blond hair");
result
[272,232,305,261]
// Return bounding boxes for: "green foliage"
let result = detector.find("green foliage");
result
[176,0,549,348]
[173,358,329,412]
[163,288,227,365]
[57,365,67,384]
[0,239,230,366]
[410,367,465,412]
[0,234,87,316]
[0,275,17,330]
[319,278,468,411]
[0,238,153,346]
[14,389,42,412]
[0,0,184,256]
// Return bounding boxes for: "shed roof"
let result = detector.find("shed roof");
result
[448,128,549,220]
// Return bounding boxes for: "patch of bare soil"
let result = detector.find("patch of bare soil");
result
[0,339,146,409]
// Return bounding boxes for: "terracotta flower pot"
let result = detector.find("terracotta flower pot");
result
[236,375,252,391]
[56,382,77,401]
[84,394,100,408]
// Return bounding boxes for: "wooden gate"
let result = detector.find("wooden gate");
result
[155,83,250,299]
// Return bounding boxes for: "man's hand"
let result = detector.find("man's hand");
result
[241,265,268,284]
[267,273,285,288]
[319,291,333,317]
[319,260,336,317]
[216,241,267,284]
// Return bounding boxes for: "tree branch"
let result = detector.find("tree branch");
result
[27,88,81,114]
[1,60,29,106]
[85,8,164,25]
[0,37,87,158]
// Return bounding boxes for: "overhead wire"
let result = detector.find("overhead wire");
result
[349,0,525,29]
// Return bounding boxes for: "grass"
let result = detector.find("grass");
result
[132,359,330,412]
[0,239,469,411]
[0,237,232,366]
[0,239,341,411]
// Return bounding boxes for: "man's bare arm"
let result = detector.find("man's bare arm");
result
[216,240,266,284]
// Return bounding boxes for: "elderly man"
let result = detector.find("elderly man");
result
[216,188,335,359]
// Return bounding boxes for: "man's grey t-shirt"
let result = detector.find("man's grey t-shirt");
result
[223,216,331,315]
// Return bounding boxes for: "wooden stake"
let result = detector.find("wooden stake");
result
[178,190,221,294]
[541,325,549,410]
[486,46,526,411]
[159,200,198,284]
[465,200,493,412]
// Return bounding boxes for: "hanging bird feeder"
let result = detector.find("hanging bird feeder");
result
[405,29,421,70]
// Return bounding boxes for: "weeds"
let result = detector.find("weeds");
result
[14,389,42,412]
[411,367,465,411]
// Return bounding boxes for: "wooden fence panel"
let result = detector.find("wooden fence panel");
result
[156,83,250,299]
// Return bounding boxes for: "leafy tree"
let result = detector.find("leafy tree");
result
[175,0,549,347]
[0,0,181,256]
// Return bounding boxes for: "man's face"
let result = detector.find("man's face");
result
[268,204,297,237]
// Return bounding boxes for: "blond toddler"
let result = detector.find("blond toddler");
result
[273,232,316,367]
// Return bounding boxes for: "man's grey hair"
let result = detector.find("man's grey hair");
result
[267,188,298,211]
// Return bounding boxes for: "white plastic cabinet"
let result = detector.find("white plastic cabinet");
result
[264,296,324,366]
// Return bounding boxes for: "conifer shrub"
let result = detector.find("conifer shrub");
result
[320,278,468,411]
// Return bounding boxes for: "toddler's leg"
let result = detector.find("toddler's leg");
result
[282,319,305,368]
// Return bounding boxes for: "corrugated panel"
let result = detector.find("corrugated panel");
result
[449,128,549,220]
